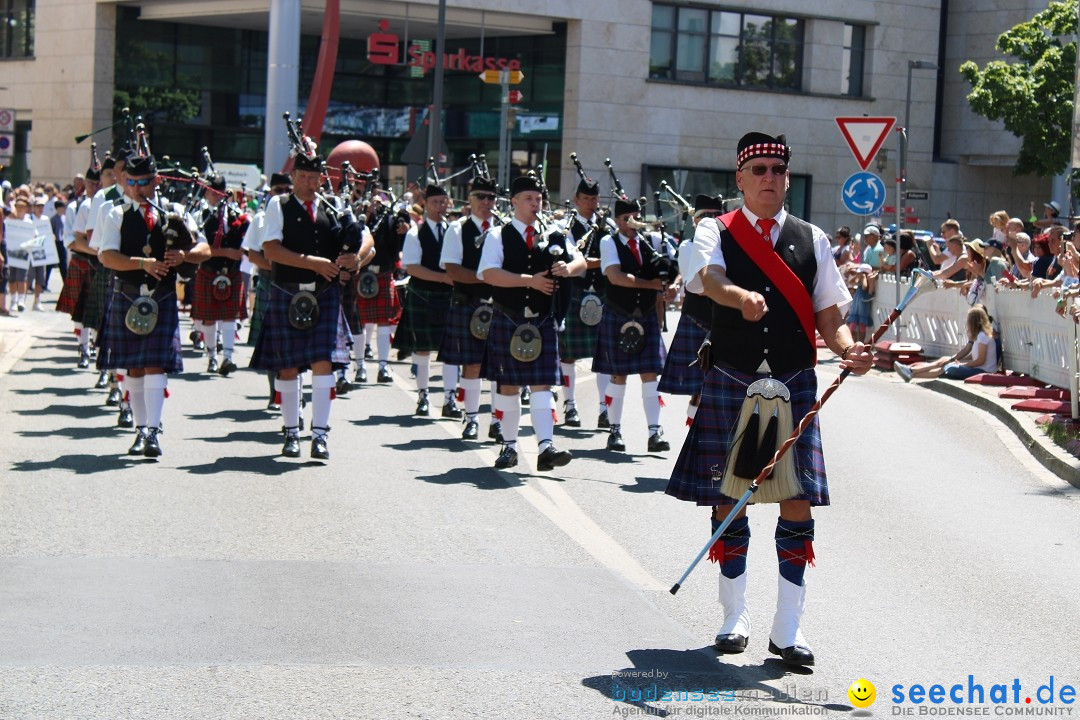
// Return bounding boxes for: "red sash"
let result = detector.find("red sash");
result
[720,209,816,362]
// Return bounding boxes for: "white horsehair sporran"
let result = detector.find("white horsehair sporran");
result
[718,376,801,504]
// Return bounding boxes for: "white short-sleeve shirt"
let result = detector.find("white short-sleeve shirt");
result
[402,218,446,267]
[477,218,578,280]
[441,214,491,268]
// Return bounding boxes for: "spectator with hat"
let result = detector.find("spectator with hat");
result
[1031,200,1063,231]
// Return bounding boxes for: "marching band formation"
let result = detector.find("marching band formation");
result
[53,114,879,667]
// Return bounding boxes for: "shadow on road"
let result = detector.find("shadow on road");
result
[19,403,112,420]
[568,448,640,465]
[8,367,86,378]
[175,455,310,476]
[351,414,434,429]
[10,386,106,398]
[383,437,473,454]
[620,476,671,493]
[183,409,268,423]
[17,426,126,441]
[191,430,278,445]
[9,453,148,475]
[415,466,519,490]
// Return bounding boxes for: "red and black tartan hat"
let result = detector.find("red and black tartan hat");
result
[736,132,791,169]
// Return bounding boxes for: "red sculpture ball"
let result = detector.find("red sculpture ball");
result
[325,140,380,186]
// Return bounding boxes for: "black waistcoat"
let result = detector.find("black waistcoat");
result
[201,202,244,273]
[682,290,712,326]
[410,220,447,292]
[710,215,817,374]
[371,210,402,268]
[454,216,497,300]
[604,234,662,315]
[490,224,572,316]
[116,201,173,288]
[272,195,341,284]
[569,214,607,294]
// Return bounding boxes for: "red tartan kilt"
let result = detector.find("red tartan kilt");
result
[190,268,248,322]
[56,254,92,316]
[356,271,401,325]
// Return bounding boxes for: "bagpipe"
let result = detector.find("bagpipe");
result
[604,157,677,282]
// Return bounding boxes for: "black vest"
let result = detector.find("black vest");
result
[272,195,347,284]
[201,202,245,273]
[710,215,818,374]
[454,216,497,300]
[682,290,712,326]
[115,200,173,288]
[569,214,607,294]
[371,208,405,268]
[410,219,447,292]
[489,223,573,316]
[604,233,662,315]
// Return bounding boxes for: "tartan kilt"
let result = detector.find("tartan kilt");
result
[250,282,350,372]
[82,264,112,333]
[591,306,666,377]
[657,312,708,395]
[482,311,562,387]
[246,275,270,346]
[558,283,601,360]
[340,273,362,335]
[666,367,829,507]
[99,288,184,374]
[56,254,93,319]
[392,282,451,352]
[437,297,489,366]
[356,271,402,326]
[190,268,248,323]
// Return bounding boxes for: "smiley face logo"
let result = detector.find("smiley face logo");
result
[848,679,876,709]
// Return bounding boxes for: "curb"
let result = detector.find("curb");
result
[923,378,1080,489]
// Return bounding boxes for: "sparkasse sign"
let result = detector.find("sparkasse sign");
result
[367,19,522,76]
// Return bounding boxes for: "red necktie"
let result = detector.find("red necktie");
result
[481,219,490,232]
[213,207,225,247]
[628,236,642,265]
[757,218,777,244]
[142,203,155,231]
[305,200,315,222]
[525,226,535,249]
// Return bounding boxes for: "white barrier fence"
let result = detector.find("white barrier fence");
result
[872,275,1080,419]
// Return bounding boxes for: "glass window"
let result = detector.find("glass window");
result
[0,0,34,58]
[842,24,866,97]
[643,164,812,224]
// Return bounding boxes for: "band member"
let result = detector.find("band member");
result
[477,174,586,470]
[249,150,364,460]
[665,132,872,667]
[57,158,103,367]
[393,185,458,417]
[658,194,726,426]
[97,153,211,457]
[439,177,501,440]
[559,177,611,429]
[191,174,249,377]
[593,198,674,453]
[356,196,406,384]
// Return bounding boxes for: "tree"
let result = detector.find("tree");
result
[959,0,1077,176]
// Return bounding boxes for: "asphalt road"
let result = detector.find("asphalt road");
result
[1,310,1077,720]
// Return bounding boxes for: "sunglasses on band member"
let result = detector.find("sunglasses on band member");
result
[271,186,292,194]
[126,177,155,187]
[745,164,788,177]
[471,192,496,201]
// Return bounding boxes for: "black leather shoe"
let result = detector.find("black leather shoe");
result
[117,405,134,428]
[377,367,392,383]
[597,410,610,429]
[363,344,374,360]
[415,392,430,416]
[536,445,572,471]
[77,353,90,369]
[768,640,815,667]
[354,366,367,384]
[563,404,581,427]
[607,429,626,452]
[207,356,219,374]
[95,372,108,390]
[494,444,518,469]
[442,401,463,419]
[462,419,479,440]
[218,358,238,377]
[488,422,503,443]
[520,386,531,405]
[128,430,148,456]
[648,431,670,452]
[335,376,352,396]
[267,396,280,412]
[714,633,749,654]
[190,330,206,351]
[311,432,329,460]
[143,428,162,458]
[106,387,122,406]
[281,430,301,458]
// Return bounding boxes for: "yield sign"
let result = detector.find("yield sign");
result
[835,116,896,170]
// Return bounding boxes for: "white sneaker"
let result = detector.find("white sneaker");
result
[893,361,913,383]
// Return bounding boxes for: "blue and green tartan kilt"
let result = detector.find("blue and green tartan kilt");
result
[665,366,829,507]
[482,311,562,387]
[340,273,362,335]
[591,306,666,377]
[83,263,112,334]
[99,288,184,374]
[56,254,92,319]
[558,283,601,360]
[437,297,489,366]
[392,283,452,353]
[249,283,350,372]
[246,275,270,346]
[657,312,708,396]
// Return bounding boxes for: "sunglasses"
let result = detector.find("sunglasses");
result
[472,193,496,201]
[126,177,154,187]
[271,186,292,194]
[745,164,788,177]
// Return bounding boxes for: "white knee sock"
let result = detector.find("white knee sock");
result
[596,373,611,413]
[494,392,521,448]
[75,323,89,352]
[220,320,236,359]
[443,364,459,403]
[311,374,334,432]
[276,377,300,430]
[198,321,217,355]
[415,353,431,391]
[365,323,376,349]
[607,382,626,426]
[643,380,662,429]
[126,375,147,429]
[489,381,498,419]
[377,325,392,365]
[687,399,699,426]
[144,374,168,430]
[462,376,482,418]
[561,362,577,405]
[530,389,555,450]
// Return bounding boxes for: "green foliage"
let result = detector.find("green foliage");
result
[112,38,201,129]
[959,0,1078,176]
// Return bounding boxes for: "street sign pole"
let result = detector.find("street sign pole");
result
[894,125,903,339]
[498,78,510,188]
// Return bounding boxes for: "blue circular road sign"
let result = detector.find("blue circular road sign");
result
[841,172,886,216]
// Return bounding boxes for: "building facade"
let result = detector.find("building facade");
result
[12,0,1059,236]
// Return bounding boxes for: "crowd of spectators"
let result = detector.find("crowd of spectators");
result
[0,178,75,317]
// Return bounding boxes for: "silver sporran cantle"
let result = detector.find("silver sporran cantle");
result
[510,322,542,362]
[211,272,232,301]
[358,269,379,299]
[469,304,493,340]
[579,293,603,326]
[288,290,320,330]
[617,319,645,355]
[125,292,159,336]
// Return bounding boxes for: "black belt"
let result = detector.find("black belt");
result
[492,300,548,321]
[604,299,648,319]
[452,288,489,305]
[113,280,173,297]
[274,279,333,294]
